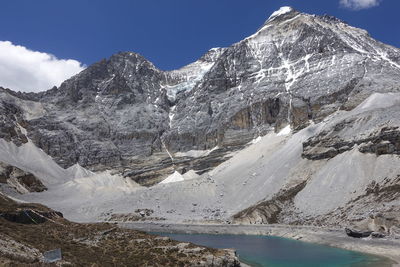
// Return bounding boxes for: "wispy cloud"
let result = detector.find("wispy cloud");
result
[0,41,85,93]
[340,0,382,10]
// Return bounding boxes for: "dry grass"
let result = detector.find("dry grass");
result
[0,195,227,266]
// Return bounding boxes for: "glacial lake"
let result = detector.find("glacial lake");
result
[154,233,391,267]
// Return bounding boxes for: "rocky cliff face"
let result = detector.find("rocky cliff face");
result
[1,7,399,232]
[1,6,400,187]
[166,8,400,151]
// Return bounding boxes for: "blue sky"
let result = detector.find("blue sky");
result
[0,0,399,92]
[2,0,399,70]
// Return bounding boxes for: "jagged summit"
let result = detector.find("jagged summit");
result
[1,6,400,176]
[1,7,400,242]
[254,6,300,36]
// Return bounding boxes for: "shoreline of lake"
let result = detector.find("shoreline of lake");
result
[154,232,390,267]
[120,222,400,266]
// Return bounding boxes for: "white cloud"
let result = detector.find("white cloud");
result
[340,0,381,10]
[0,41,85,93]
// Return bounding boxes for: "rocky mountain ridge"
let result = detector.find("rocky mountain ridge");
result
[2,7,400,187]
[0,7,400,232]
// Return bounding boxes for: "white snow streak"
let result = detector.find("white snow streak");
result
[268,6,294,21]
[160,171,184,184]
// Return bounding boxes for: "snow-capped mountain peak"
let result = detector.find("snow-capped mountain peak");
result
[1,7,400,238]
[268,6,295,20]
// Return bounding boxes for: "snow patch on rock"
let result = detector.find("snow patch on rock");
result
[182,170,200,181]
[277,125,291,136]
[175,146,218,158]
[249,136,262,144]
[67,163,95,179]
[160,171,185,184]
[268,6,294,21]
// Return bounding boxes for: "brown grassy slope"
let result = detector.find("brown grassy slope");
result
[0,194,239,266]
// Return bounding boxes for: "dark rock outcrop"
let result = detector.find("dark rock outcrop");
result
[0,162,47,193]
[232,180,307,224]
[1,209,63,224]
[302,124,400,160]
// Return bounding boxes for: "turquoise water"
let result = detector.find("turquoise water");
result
[154,233,391,267]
